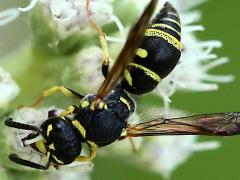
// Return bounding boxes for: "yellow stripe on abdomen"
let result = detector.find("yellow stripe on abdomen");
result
[145,29,183,50]
[129,63,161,82]
[161,17,181,27]
[150,23,181,36]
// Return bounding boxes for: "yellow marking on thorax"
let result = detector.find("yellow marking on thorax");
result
[151,23,181,36]
[81,100,90,108]
[124,70,133,86]
[47,124,53,137]
[72,120,86,138]
[120,97,131,111]
[52,155,64,164]
[98,102,107,109]
[35,140,47,154]
[61,106,75,117]
[49,143,55,151]
[129,63,161,82]
[145,29,183,51]
[161,17,181,27]
[136,48,148,58]
[47,151,51,160]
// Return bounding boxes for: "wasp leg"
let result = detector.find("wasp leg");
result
[86,0,110,78]
[4,118,41,132]
[128,137,137,153]
[118,131,137,153]
[75,141,97,162]
[9,153,51,170]
[19,86,84,108]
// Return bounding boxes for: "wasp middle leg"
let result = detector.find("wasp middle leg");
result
[85,0,110,78]
[19,86,84,108]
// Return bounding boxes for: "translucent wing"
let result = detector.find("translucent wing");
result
[95,0,157,100]
[137,108,187,123]
[125,112,240,137]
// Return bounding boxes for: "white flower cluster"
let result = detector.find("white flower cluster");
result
[141,135,219,179]
[0,66,19,110]
[152,0,233,108]
[0,0,124,41]
[0,0,233,179]
[61,46,105,94]
[44,0,124,38]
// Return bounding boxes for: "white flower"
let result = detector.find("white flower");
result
[141,136,220,179]
[61,46,105,94]
[49,169,91,180]
[147,0,234,108]
[0,0,124,41]
[45,0,123,38]
[0,66,19,109]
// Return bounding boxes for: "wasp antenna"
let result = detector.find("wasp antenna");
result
[9,154,50,170]
[4,118,42,133]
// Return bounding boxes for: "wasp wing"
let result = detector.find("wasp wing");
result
[125,112,240,137]
[96,0,157,100]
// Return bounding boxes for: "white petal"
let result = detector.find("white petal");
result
[0,8,20,26]
[0,67,19,108]
[18,0,39,12]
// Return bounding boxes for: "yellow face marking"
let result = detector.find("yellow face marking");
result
[52,155,64,164]
[129,63,161,82]
[72,120,86,138]
[35,140,47,154]
[81,100,90,108]
[161,17,181,27]
[136,48,148,58]
[47,124,53,137]
[120,97,131,111]
[145,29,183,51]
[151,23,181,36]
[124,70,133,86]
[49,143,55,151]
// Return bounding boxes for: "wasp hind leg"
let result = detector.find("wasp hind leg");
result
[128,137,137,153]
[19,86,84,108]
[86,0,110,78]
[9,153,51,170]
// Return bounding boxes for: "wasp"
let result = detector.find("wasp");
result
[4,0,240,170]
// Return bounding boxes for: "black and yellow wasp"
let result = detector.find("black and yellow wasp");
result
[4,0,240,170]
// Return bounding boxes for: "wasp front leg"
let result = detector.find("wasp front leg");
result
[19,86,84,108]
[75,141,98,162]
[85,0,110,78]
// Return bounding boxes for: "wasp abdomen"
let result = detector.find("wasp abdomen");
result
[122,2,182,95]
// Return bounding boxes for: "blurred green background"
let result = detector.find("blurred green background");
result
[1,0,240,180]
